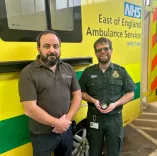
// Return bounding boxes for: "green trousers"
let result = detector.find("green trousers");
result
[86,111,124,156]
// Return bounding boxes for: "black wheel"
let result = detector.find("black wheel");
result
[72,123,89,156]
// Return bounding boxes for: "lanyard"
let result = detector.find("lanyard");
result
[93,115,96,122]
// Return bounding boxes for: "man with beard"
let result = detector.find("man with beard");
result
[18,30,82,156]
[79,37,136,156]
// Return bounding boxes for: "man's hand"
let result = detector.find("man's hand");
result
[94,99,102,111]
[52,115,72,134]
[99,103,116,114]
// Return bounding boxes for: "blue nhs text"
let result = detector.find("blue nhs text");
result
[124,2,141,19]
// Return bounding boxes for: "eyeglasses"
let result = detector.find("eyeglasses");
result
[95,47,111,53]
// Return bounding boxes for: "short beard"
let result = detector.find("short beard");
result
[40,52,59,67]
[98,58,110,64]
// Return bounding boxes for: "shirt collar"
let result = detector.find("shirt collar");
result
[109,62,114,70]
[93,62,114,70]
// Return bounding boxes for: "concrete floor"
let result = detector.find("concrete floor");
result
[123,102,157,156]
[122,125,157,156]
[103,101,157,156]
[102,124,157,156]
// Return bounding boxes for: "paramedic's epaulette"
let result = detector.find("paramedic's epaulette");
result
[85,64,97,70]
[113,63,125,69]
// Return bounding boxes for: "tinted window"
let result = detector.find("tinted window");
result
[0,0,82,42]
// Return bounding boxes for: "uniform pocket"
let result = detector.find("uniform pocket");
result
[86,80,101,96]
[113,111,123,127]
[109,79,123,94]
[87,80,101,87]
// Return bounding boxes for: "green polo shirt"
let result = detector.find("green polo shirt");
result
[18,56,80,134]
[79,62,136,115]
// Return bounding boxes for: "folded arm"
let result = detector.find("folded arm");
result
[22,101,71,132]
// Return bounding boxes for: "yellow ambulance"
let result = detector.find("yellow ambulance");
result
[0,0,144,155]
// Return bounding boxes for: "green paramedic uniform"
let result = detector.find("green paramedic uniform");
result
[79,63,136,156]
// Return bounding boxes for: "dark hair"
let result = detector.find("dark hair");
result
[93,37,112,52]
[36,30,61,47]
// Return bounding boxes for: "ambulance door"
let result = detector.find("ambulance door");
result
[147,1,157,102]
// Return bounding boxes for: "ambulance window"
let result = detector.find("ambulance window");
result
[50,0,74,31]
[0,2,6,19]
[0,0,82,42]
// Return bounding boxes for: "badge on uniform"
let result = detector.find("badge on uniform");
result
[100,100,108,110]
[90,122,99,129]
[112,70,119,78]
[90,115,99,129]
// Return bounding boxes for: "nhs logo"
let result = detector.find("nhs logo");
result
[124,2,141,19]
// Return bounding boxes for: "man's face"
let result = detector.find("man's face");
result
[37,33,61,66]
[95,42,112,64]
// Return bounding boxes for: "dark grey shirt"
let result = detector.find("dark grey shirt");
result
[19,56,80,134]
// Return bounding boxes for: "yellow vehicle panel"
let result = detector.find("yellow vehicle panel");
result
[147,1,157,102]
[0,0,142,155]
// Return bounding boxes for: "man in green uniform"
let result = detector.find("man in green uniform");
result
[79,37,136,156]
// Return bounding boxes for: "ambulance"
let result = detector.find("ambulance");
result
[0,0,151,155]
[142,0,157,104]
